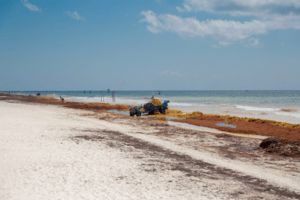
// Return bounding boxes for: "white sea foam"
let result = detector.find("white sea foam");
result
[65,96,147,106]
[274,112,300,118]
[169,102,193,107]
[235,105,280,112]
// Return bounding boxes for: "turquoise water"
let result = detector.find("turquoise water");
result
[12,90,300,124]
[107,110,129,116]
[216,123,236,128]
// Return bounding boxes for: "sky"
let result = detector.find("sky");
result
[0,0,300,91]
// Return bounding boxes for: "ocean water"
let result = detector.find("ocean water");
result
[14,90,300,124]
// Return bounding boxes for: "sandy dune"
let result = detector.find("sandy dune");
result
[0,101,300,200]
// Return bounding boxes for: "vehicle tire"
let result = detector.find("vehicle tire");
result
[159,107,163,113]
[149,111,155,115]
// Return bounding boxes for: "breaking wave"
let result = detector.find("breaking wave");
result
[235,105,280,112]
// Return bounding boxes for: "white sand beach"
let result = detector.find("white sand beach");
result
[1,100,300,200]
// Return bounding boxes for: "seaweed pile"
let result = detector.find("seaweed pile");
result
[147,98,163,106]
[219,115,300,129]
[260,137,300,157]
[1,94,130,112]
[174,115,300,140]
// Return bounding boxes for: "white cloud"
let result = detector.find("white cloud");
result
[141,0,300,46]
[158,70,187,77]
[141,10,300,42]
[22,0,41,12]
[212,41,231,48]
[140,11,163,33]
[249,38,260,47]
[177,0,300,16]
[176,6,185,12]
[241,38,263,48]
[183,4,192,12]
[66,11,85,21]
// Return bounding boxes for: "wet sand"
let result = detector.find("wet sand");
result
[1,94,300,199]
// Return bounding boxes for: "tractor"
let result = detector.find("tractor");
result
[129,100,169,117]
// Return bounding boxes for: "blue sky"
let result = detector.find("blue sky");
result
[0,0,299,91]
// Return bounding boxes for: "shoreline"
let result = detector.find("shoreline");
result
[6,91,300,125]
[1,93,300,140]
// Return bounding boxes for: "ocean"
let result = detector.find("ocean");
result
[14,90,300,124]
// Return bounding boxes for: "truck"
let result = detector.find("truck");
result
[129,100,169,117]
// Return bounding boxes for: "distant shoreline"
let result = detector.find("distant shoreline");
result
[5,90,300,125]
[1,93,300,140]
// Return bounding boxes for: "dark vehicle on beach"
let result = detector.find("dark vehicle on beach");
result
[129,100,169,116]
